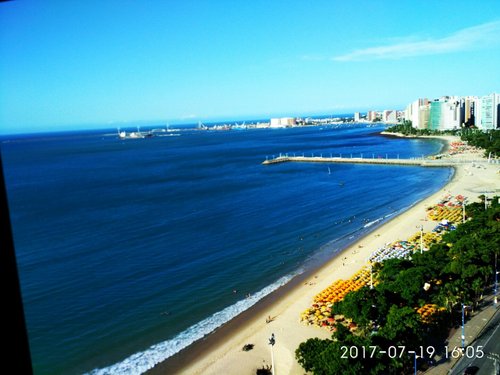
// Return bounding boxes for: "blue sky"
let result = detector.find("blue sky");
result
[1,1,500,134]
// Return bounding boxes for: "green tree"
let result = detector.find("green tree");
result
[295,327,391,375]
[461,129,500,157]
[296,197,499,374]
[332,287,377,331]
[378,305,424,347]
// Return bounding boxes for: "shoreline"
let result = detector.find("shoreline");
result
[146,200,426,375]
[149,134,499,375]
[380,130,451,154]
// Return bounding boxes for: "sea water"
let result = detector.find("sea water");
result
[1,124,452,374]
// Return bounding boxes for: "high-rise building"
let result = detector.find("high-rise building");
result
[420,104,430,129]
[405,93,498,131]
[476,93,500,129]
[382,110,397,123]
[367,111,378,122]
[354,112,360,122]
[429,101,444,130]
[442,99,462,130]
[474,97,483,128]
[460,96,476,127]
[427,97,462,130]
[404,98,430,129]
[481,95,494,129]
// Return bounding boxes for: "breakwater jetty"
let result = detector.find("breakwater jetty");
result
[262,155,489,167]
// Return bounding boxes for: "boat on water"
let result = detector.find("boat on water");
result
[117,127,154,139]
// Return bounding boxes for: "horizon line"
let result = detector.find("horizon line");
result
[0,109,392,136]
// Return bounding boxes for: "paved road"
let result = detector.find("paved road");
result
[450,308,500,375]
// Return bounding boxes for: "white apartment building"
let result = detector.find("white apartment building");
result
[475,93,500,130]
[404,98,430,129]
[382,110,397,123]
[367,111,379,122]
[405,93,499,130]
[270,117,296,128]
[441,98,462,130]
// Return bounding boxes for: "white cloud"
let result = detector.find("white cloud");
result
[332,20,500,62]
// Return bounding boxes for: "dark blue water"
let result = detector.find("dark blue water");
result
[1,125,452,374]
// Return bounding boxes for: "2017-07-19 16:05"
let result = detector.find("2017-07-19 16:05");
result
[340,345,485,359]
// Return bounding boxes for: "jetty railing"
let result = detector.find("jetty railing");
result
[262,155,489,168]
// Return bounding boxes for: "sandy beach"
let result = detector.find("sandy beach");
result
[149,135,500,375]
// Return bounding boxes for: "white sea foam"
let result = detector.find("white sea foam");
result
[363,217,383,228]
[364,207,409,229]
[86,271,301,375]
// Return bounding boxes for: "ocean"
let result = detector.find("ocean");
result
[1,124,453,374]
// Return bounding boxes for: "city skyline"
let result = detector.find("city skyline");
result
[1,1,500,134]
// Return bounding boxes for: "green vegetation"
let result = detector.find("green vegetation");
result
[296,197,499,374]
[460,128,500,157]
[385,122,500,157]
[385,121,458,136]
